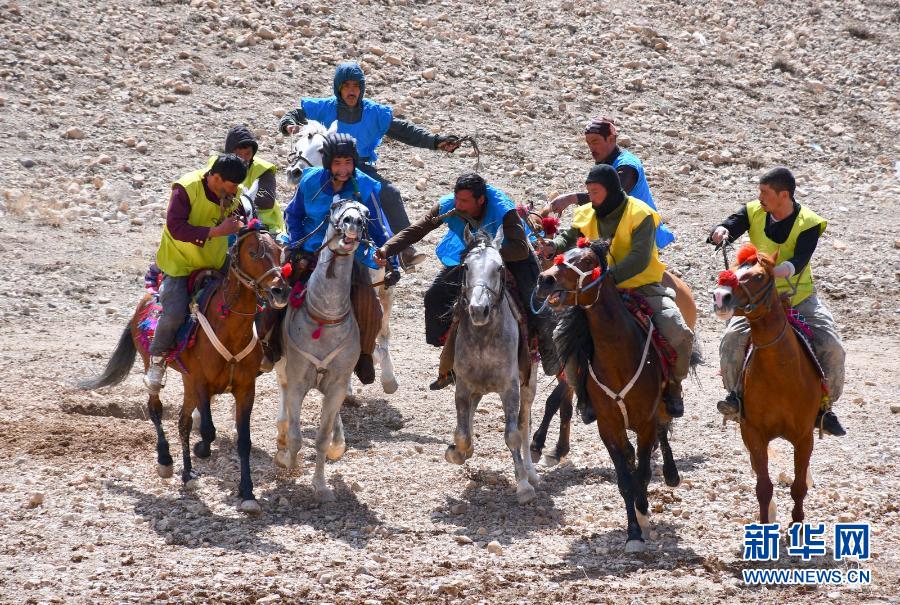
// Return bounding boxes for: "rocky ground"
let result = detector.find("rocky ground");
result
[0,0,898,603]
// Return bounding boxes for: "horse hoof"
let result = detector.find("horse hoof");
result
[184,478,199,491]
[314,487,336,503]
[382,377,399,395]
[516,482,537,505]
[343,395,360,408]
[529,447,542,464]
[541,454,562,467]
[527,469,542,486]
[157,464,174,479]
[444,445,466,465]
[664,473,682,488]
[194,441,212,459]
[273,450,291,469]
[325,443,346,461]
[239,499,262,515]
[625,539,646,553]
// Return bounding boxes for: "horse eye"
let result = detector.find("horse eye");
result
[755,274,764,281]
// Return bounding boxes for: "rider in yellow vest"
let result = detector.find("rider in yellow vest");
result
[144,154,248,394]
[709,167,846,436]
[542,165,694,419]
[220,125,286,240]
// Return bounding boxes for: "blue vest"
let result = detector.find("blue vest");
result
[435,185,518,267]
[301,97,393,163]
[613,149,675,249]
[292,167,384,268]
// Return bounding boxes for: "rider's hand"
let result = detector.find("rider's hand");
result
[772,261,795,279]
[435,135,461,153]
[541,241,557,259]
[548,194,573,215]
[285,124,301,135]
[383,269,401,288]
[210,216,243,238]
[525,213,543,233]
[374,246,388,264]
[710,226,729,245]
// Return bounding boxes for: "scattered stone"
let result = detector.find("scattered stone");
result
[384,55,402,66]
[135,141,149,154]
[486,541,503,555]
[173,82,192,95]
[19,157,36,168]
[449,502,467,515]
[64,127,85,139]
[421,68,436,80]
[26,492,44,508]
[415,178,427,191]
[256,26,277,40]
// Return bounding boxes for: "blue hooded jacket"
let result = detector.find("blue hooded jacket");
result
[301,62,393,163]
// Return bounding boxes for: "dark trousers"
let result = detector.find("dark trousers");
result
[358,163,409,234]
[148,275,190,356]
[424,265,463,346]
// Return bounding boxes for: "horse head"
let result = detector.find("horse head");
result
[230,223,290,309]
[460,227,506,326]
[326,198,369,256]
[285,120,331,185]
[713,244,778,321]
[536,238,609,310]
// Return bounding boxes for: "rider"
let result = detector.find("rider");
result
[144,154,248,394]
[709,166,846,436]
[220,125,286,241]
[537,116,674,250]
[285,132,399,384]
[374,173,559,390]
[542,164,693,418]
[279,61,463,270]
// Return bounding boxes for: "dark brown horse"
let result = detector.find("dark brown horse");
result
[536,240,698,552]
[713,248,819,524]
[80,226,289,513]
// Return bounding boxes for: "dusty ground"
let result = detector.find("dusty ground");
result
[1,0,898,603]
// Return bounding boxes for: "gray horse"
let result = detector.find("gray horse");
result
[444,228,541,504]
[273,199,369,502]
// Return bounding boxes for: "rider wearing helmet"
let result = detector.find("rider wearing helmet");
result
[280,61,463,270]
[284,132,398,384]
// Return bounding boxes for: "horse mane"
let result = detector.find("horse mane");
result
[588,239,611,274]
[554,306,593,411]
[459,229,494,264]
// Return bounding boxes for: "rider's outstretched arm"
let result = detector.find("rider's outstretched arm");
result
[278,107,308,135]
[380,203,443,257]
[707,206,750,243]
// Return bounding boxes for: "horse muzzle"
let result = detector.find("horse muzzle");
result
[712,286,735,321]
[286,165,304,186]
[266,284,290,310]
[467,301,492,326]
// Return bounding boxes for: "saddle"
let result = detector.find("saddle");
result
[618,289,678,383]
[137,264,223,369]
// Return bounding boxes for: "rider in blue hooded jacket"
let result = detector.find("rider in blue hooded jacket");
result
[280,61,463,270]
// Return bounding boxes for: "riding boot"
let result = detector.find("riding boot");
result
[663,380,684,418]
[144,356,167,394]
[256,307,285,373]
[430,321,457,390]
[717,391,742,420]
[816,409,846,437]
[399,246,427,272]
[350,263,382,385]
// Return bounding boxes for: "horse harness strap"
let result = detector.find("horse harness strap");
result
[194,308,259,393]
[586,321,655,430]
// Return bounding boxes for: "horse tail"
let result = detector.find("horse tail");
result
[78,327,137,390]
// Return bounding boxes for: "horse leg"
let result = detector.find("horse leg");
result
[742,427,775,523]
[276,366,309,471]
[549,383,574,466]
[193,390,215,459]
[530,381,563,463]
[502,385,535,505]
[519,368,541,487]
[600,429,645,552]
[233,383,260,514]
[445,382,477,465]
[790,433,814,526]
[657,422,681,488]
[312,381,344,502]
[274,361,292,469]
[377,286,398,394]
[178,384,200,487]
[633,424,657,541]
[148,392,173,478]
[326,409,346,461]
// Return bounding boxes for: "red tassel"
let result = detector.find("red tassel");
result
[554,254,565,266]
[217,302,230,318]
[515,204,529,219]
[281,262,293,278]
[736,244,758,266]
[577,236,590,248]
[247,218,262,230]
[541,216,560,237]
[591,267,602,280]
[311,323,323,340]
[718,270,739,289]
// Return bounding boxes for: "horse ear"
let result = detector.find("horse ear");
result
[463,227,474,247]
[492,225,505,250]
[327,120,338,134]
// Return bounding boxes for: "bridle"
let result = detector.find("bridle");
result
[460,243,505,309]
[223,229,284,315]
[287,129,327,171]
[532,251,607,313]
[323,201,370,257]
[731,265,776,316]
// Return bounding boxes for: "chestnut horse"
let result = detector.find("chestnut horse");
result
[80,225,290,513]
[536,240,699,552]
[713,248,819,524]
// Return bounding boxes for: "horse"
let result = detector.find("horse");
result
[444,228,541,504]
[273,198,375,502]
[285,119,398,396]
[79,223,290,513]
[536,240,697,552]
[530,269,698,465]
[713,247,819,524]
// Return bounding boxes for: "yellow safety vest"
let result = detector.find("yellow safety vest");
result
[571,196,666,289]
[205,155,285,235]
[746,200,826,306]
[155,169,238,277]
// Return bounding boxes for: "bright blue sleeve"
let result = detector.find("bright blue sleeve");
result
[360,187,399,270]
[285,185,306,245]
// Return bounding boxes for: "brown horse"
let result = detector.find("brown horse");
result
[80,226,289,513]
[530,269,697,465]
[536,240,699,552]
[713,248,819,524]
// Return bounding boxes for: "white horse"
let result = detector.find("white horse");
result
[273,199,370,501]
[444,228,541,504]
[285,120,398,395]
